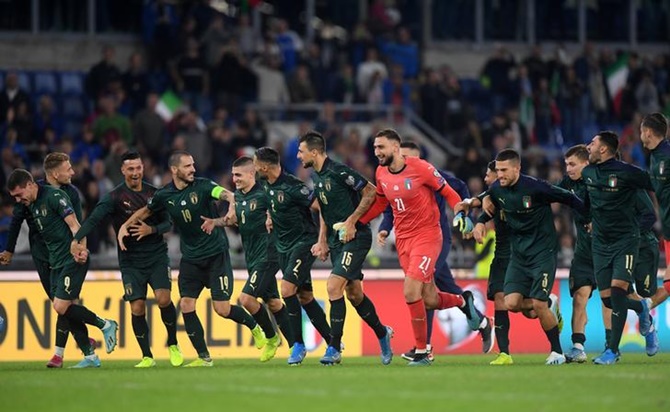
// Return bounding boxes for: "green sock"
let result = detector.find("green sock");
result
[354,295,386,339]
[67,318,94,356]
[160,303,178,346]
[182,311,209,358]
[329,297,346,349]
[302,299,331,341]
[494,310,510,354]
[284,294,304,344]
[273,305,295,347]
[609,287,628,352]
[132,314,153,358]
[226,305,257,329]
[251,304,276,339]
[55,314,70,349]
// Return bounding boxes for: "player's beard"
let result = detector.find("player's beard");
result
[302,159,314,168]
[176,170,195,184]
[379,153,394,166]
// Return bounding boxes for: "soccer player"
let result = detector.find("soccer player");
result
[456,161,513,365]
[201,155,291,362]
[253,146,332,365]
[582,132,654,365]
[71,151,183,368]
[379,141,492,361]
[7,169,118,368]
[117,151,266,367]
[473,149,586,366]
[296,131,393,365]
[639,112,670,308]
[0,152,88,368]
[556,145,595,363]
[358,129,473,366]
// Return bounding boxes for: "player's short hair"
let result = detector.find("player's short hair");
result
[487,161,496,172]
[299,131,326,153]
[43,152,70,173]
[233,155,254,168]
[495,149,520,163]
[168,150,191,168]
[121,151,142,163]
[565,144,589,161]
[375,128,402,143]
[400,141,421,151]
[641,112,669,138]
[597,131,619,154]
[7,169,34,190]
[255,147,280,165]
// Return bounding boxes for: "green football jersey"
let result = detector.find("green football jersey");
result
[648,139,670,239]
[636,189,659,249]
[483,174,585,261]
[312,158,371,247]
[582,158,653,245]
[235,183,278,267]
[148,177,228,261]
[477,190,511,258]
[557,175,591,257]
[262,171,318,253]
[75,181,170,264]
[6,181,82,262]
[28,185,78,269]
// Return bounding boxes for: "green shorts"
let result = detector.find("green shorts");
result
[242,260,281,301]
[632,239,659,298]
[504,252,556,301]
[568,250,596,297]
[279,242,316,289]
[487,255,509,300]
[120,254,172,302]
[178,251,233,301]
[51,258,90,301]
[33,256,52,299]
[592,238,638,291]
[329,230,371,281]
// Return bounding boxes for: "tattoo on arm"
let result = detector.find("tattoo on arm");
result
[349,183,376,221]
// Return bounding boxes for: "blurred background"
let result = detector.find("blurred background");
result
[0,0,668,272]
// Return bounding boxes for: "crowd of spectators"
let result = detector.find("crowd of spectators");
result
[0,0,669,267]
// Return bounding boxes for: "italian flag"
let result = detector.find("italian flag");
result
[155,91,183,122]
[604,54,629,116]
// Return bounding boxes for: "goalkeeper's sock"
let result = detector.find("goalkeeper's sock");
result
[407,299,428,351]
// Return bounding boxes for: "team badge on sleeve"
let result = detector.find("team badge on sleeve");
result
[345,175,355,186]
[608,174,617,188]
[522,196,532,208]
[59,198,68,207]
[300,186,310,196]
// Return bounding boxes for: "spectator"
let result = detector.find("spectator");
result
[236,14,258,59]
[71,125,104,165]
[122,52,150,116]
[383,65,412,111]
[419,68,447,132]
[33,95,64,144]
[558,67,584,145]
[211,40,257,116]
[177,110,212,174]
[172,37,211,118]
[331,63,357,104]
[92,94,133,150]
[533,78,557,146]
[133,92,166,165]
[381,26,420,79]
[356,48,388,99]
[242,108,267,148]
[200,15,231,68]
[274,18,303,74]
[480,46,515,114]
[0,71,30,124]
[0,192,14,251]
[522,44,548,90]
[635,70,660,115]
[288,64,317,103]
[85,45,122,100]
[251,55,290,104]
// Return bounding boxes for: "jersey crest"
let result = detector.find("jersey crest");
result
[660,161,665,175]
[277,191,285,203]
[250,199,257,211]
[522,196,532,209]
[325,179,331,191]
[189,192,199,204]
[404,178,412,190]
[608,174,618,188]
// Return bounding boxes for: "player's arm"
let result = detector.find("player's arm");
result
[311,211,329,261]
[420,161,462,208]
[118,205,153,250]
[0,204,29,265]
[359,192,389,224]
[211,184,234,203]
[540,181,587,215]
[377,204,394,246]
[73,193,113,244]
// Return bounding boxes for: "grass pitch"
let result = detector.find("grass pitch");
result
[1,354,668,412]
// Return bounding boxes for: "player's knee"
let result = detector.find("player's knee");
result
[155,291,173,308]
[239,293,258,310]
[267,298,283,313]
[213,302,231,318]
[504,297,521,312]
[130,299,146,316]
[297,290,313,305]
[52,300,70,315]
[179,298,196,313]
[280,282,298,298]
[531,299,548,312]
[601,297,612,309]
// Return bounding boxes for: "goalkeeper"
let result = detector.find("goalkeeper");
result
[377,141,493,360]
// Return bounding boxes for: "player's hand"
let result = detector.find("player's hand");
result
[0,250,13,265]
[73,248,89,264]
[452,211,474,235]
[311,241,329,261]
[223,209,237,226]
[585,222,592,233]
[265,215,273,233]
[117,224,129,251]
[377,230,389,247]
[200,216,216,235]
[482,196,495,216]
[473,222,487,244]
[454,201,470,215]
[129,219,153,240]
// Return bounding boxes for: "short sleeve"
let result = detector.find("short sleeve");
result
[147,189,166,213]
[51,191,74,218]
[416,159,446,191]
[334,163,369,192]
[291,183,315,207]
